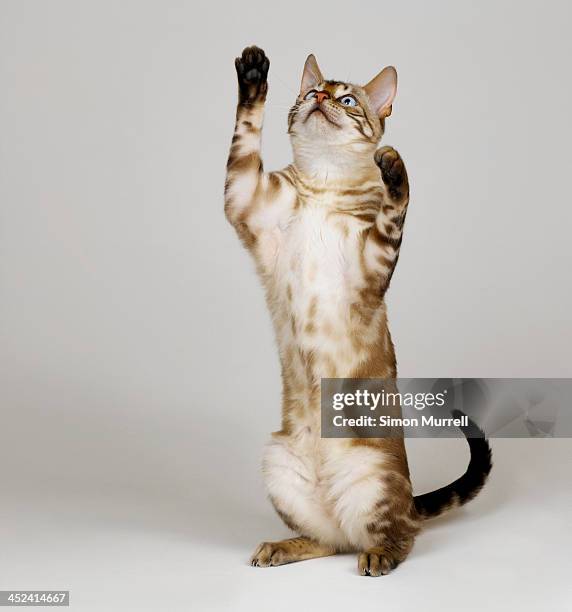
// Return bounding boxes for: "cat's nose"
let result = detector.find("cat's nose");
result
[315,91,330,104]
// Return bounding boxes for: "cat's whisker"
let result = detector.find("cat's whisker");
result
[270,71,298,95]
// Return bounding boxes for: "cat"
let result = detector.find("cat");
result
[225,46,492,576]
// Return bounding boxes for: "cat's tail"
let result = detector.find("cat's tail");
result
[413,410,492,520]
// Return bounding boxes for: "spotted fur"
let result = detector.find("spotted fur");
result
[225,47,491,576]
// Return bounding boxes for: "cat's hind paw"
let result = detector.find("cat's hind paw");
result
[357,548,399,577]
[250,541,289,567]
[250,537,335,567]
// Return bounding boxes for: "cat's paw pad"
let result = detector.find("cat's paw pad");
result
[375,146,408,201]
[235,46,270,104]
[358,549,398,577]
[250,541,287,567]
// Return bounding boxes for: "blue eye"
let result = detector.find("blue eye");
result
[339,95,357,107]
[304,90,317,100]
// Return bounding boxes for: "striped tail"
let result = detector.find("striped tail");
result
[414,410,493,520]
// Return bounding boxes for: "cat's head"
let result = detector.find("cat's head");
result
[288,54,397,161]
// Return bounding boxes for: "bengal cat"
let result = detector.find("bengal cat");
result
[224,46,492,576]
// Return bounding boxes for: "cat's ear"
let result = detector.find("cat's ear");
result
[364,66,397,119]
[300,54,324,94]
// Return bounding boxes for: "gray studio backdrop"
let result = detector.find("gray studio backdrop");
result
[1,0,571,562]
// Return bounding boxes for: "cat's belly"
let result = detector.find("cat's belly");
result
[261,205,392,548]
[262,428,388,550]
[269,205,375,379]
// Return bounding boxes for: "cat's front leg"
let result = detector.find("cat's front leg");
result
[224,47,296,255]
[224,46,269,235]
[362,146,410,296]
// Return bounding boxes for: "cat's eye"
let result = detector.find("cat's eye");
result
[339,95,358,107]
[304,90,317,100]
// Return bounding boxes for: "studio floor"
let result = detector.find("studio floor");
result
[2,439,570,611]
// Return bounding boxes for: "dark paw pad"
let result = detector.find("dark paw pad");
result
[235,46,270,104]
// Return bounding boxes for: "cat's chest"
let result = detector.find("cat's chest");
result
[270,206,369,345]
[278,205,363,294]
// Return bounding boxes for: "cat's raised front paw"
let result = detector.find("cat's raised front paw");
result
[375,145,409,202]
[235,46,270,104]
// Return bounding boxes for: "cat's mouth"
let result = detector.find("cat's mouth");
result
[305,105,340,127]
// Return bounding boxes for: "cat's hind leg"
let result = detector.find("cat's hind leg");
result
[250,537,335,567]
[355,472,420,577]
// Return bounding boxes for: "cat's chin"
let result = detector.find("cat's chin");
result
[295,116,347,145]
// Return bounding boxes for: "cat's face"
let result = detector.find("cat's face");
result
[288,55,397,149]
